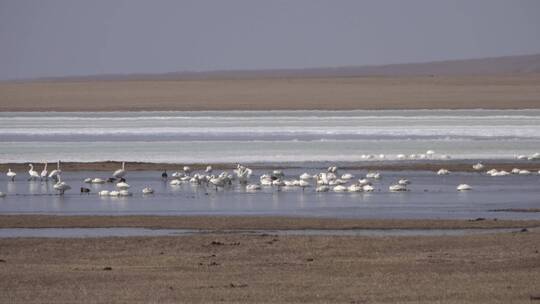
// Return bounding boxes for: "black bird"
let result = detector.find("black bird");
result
[106,177,116,183]
[80,187,90,194]
[161,170,168,180]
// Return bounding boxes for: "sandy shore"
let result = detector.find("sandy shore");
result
[0,223,538,303]
[2,160,540,173]
[2,215,539,230]
[1,74,540,111]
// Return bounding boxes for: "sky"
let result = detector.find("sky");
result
[0,0,539,80]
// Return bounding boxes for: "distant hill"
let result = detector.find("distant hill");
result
[29,53,540,82]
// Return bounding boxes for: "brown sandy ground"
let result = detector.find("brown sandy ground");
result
[0,229,539,303]
[1,215,540,230]
[1,75,540,111]
[2,160,540,173]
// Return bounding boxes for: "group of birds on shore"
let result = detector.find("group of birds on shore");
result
[2,149,540,197]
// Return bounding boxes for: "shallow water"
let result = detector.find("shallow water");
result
[1,169,540,220]
[0,227,526,238]
[2,110,540,163]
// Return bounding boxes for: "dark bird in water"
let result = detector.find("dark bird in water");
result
[161,170,168,180]
[106,177,116,183]
[119,177,126,182]
[80,187,90,194]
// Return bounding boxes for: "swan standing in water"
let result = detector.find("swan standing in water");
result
[48,161,62,182]
[28,164,40,181]
[6,168,16,181]
[53,175,71,195]
[234,164,252,184]
[40,162,48,181]
[113,162,127,179]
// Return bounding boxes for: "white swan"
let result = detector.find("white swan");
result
[328,179,346,186]
[272,179,285,187]
[284,180,296,187]
[332,185,347,192]
[234,164,252,184]
[518,170,531,175]
[108,190,120,197]
[315,185,330,192]
[40,162,48,181]
[169,179,182,186]
[528,153,540,160]
[297,180,310,189]
[116,181,130,189]
[209,176,227,188]
[472,163,484,171]
[246,184,261,191]
[98,190,110,196]
[53,175,71,195]
[119,190,132,196]
[341,173,354,180]
[28,164,40,181]
[363,185,375,192]
[398,178,410,185]
[113,162,126,178]
[389,184,407,192]
[91,178,106,184]
[358,179,370,186]
[347,184,363,192]
[299,173,312,180]
[366,172,381,179]
[327,166,338,173]
[48,161,62,181]
[490,170,510,177]
[142,187,154,194]
[437,169,450,175]
[457,184,472,191]
[260,176,273,186]
[6,168,16,181]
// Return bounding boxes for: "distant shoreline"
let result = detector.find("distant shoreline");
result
[2,108,540,113]
[1,74,539,111]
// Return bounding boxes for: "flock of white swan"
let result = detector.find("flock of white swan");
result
[1,150,540,198]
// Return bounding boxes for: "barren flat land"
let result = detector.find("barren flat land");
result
[1,74,540,111]
[0,216,539,303]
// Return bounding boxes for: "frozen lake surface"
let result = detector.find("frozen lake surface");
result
[2,110,540,163]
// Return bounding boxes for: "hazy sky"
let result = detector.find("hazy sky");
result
[1,0,539,80]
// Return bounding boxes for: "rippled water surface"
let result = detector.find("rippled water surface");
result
[1,169,539,220]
